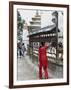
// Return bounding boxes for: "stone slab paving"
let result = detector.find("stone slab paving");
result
[17,56,39,80]
[17,55,63,81]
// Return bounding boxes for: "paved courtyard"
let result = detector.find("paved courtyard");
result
[17,55,39,80]
[17,54,63,80]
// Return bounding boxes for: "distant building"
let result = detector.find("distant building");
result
[23,22,29,49]
[28,10,41,33]
[28,11,41,53]
[28,10,63,63]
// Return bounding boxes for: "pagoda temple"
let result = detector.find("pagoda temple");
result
[28,10,41,33]
[27,11,63,78]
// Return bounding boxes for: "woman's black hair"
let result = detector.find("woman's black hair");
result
[41,42,45,46]
[22,43,24,45]
[39,42,45,48]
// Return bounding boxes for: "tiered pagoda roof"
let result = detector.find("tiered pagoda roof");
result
[29,25,60,36]
[28,10,41,33]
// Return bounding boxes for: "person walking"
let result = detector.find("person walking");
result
[38,42,51,79]
[19,43,22,58]
[22,43,26,57]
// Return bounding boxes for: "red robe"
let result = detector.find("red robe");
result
[38,46,48,69]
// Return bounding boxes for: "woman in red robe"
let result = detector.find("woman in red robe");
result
[38,42,50,79]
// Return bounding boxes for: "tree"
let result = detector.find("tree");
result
[17,11,25,43]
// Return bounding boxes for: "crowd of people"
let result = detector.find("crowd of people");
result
[17,43,26,58]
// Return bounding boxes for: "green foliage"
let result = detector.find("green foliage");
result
[17,11,25,30]
[17,11,25,42]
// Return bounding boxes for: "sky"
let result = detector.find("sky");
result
[17,9,63,45]
[18,9,63,32]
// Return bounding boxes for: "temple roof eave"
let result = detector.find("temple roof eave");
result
[28,25,60,37]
